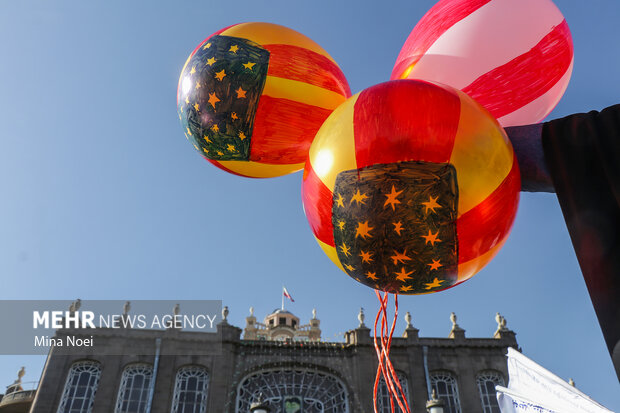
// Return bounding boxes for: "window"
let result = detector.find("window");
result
[171,366,209,413]
[279,317,286,325]
[377,372,410,413]
[57,360,102,413]
[430,372,461,413]
[476,371,505,413]
[236,368,349,412]
[114,364,153,413]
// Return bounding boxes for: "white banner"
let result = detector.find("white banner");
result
[496,348,613,413]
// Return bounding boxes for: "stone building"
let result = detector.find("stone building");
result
[13,304,518,413]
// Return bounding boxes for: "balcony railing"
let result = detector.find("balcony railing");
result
[0,381,38,406]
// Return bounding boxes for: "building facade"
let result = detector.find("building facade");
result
[14,306,518,413]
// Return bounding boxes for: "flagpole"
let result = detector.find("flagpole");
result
[281,285,284,311]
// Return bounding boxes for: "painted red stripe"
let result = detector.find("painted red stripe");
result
[353,80,460,169]
[263,44,351,97]
[301,160,335,247]
[250,95,333,164]
[462,20,573,120]
[391,0,492,79]
[457,154,520,264]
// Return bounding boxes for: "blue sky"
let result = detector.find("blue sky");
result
[1,0,619,409]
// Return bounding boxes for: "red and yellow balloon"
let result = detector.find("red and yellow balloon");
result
[391,0,573,127]
[177,22,351,178]
[302,80,520,294]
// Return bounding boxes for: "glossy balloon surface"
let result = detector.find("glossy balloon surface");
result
[391,0,573,127]
[302,80,520,294]
[178,22,351,178]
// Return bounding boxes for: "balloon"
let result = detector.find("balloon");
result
[391,0,573,127]
[301,80,520,294]
[177,23,351,178]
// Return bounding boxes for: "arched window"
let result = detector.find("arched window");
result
[57,360,102,413]
[476,371,505,413]
[171,366,209,413]
[236,368,349,413]
[377,372,410,413]
[430,371,461,413]
[114,363,154,413]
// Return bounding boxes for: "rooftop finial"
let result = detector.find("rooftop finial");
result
[405,311,412,328]
[222,306,229,323]
[16,366,25,383]
[312,308,317,320]
[450,312,459,329]
[123,301,131,316]
[249,306,254,316]
[173,303,180,317]
[358,308,365,327]
[69,299,82,314]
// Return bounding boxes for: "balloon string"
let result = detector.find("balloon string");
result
[373,291,388,413]
[373,291,411,413]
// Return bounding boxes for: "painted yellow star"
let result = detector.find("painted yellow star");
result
[337,220,345,231]
[202,147,209,154]
[359,250,374,264]
[422,195,442,214]
[243,61,256,70]
[339,243,351,257]
[229,45,239,53]
[350,189,368,206]
[366,271,378,281]
[195,81,201,89]
[393,221,404,236]
[428,259,443,271]
[227,144,236,152]
[203,135,211,143]
[186,127,192,136]
[424,277,444,289]
[193,103,200,111]
[422,230,441,246]
[208,92,220,108]
[211,124,219,133]
[335,193,345,208]
[390,249,411,265]
[206,57,217,66]
[345,264,355,272]
[355,221,373,239]
[231,112,239,120]
[400,285,413,292]
[217,150,224,156]
[238,131,246,140]
[190,66,196,74]
[214,69,226,81]
[236,87,247,99]
[384,185,404,210]
[203,42,212,49]
[394,267,414,282]
[185,96,190,104]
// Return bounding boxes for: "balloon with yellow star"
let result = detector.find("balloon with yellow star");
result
[177,22,351,178]
[301,80,520,294]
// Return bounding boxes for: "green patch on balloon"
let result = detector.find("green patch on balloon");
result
[332,161,459,293]
[178,35,269,161]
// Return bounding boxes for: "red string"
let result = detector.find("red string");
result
[372,291,411,413]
